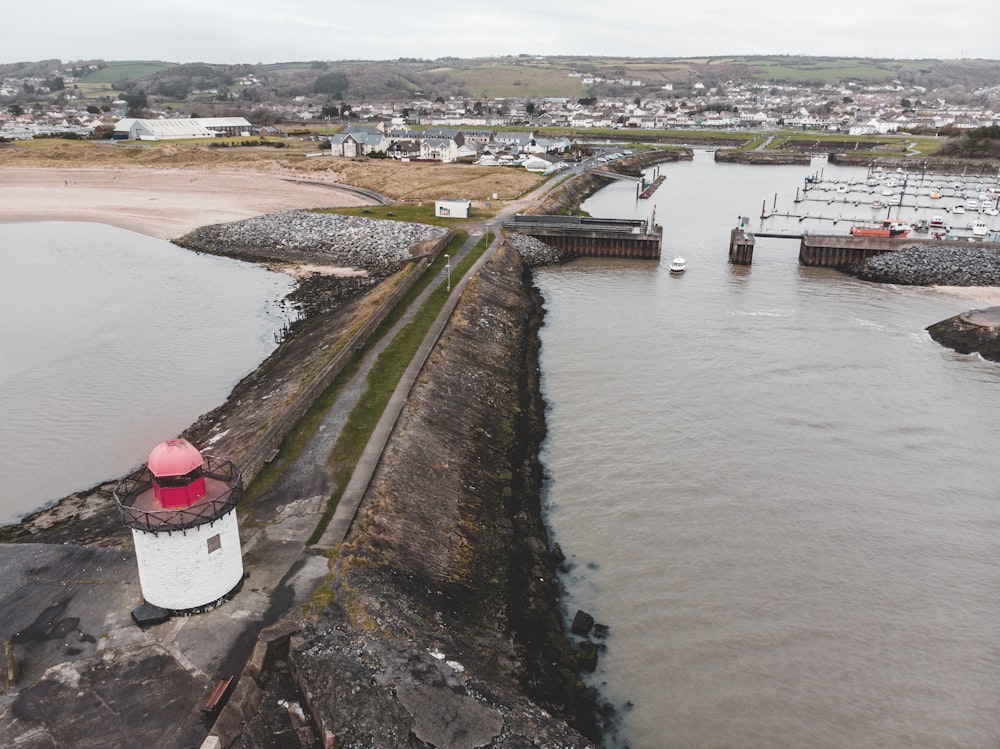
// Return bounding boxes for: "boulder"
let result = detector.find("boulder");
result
[571,609,594,637]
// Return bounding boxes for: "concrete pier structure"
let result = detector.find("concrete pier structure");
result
[799,234,1000,268]
[504,215,662,260]
[729,227,1000,269]
[729,228,756,264]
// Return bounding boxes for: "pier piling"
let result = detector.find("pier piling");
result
[729,227,755,265]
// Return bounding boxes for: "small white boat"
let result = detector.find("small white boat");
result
[971,219,989,237]
[669,257,686,274]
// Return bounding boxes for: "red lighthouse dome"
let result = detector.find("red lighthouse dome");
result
[147,438,207,508]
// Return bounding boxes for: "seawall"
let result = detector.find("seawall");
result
[715,150,811,165]
[282,244,602,746]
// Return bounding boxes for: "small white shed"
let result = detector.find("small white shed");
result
[435,198,471,218]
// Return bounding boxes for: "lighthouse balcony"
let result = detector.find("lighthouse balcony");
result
[114,456,243,533]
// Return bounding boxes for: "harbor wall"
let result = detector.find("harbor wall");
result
[513,225,662,259]
[799,233,1000,268]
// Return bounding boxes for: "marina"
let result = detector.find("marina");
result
[727,161,1000,267]
[764,164,1000,242]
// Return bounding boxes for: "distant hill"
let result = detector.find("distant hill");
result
[3,55,999,106]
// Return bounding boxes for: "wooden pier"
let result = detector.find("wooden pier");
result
[504,214,662,260]
[639,175,665,199]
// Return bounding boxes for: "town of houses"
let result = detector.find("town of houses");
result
[3,66,998,165]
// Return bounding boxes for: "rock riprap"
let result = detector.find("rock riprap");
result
[506,232,572,267]
[854,245,1000,286]
[176,209,448,274]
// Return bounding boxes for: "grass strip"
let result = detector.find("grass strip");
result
[243,235,469,506]
[307,231,493,545]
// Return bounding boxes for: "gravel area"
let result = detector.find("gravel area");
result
[176,209,448,274]
[855,245,1000,286]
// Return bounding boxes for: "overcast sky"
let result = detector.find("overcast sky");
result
[3,0,997,65]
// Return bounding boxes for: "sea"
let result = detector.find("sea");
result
[535,151,1000,748]
[0,221,295,524]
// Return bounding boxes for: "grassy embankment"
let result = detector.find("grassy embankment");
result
[239,229,494,546]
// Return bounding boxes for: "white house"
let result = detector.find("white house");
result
[523,154,560,172]
[329,128,387,156]
[421,138,459,162]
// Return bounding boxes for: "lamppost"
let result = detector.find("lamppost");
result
[444,254,451,292]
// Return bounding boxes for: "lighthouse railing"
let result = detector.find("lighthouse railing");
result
[114,457,244,533]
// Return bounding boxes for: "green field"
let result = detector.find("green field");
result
[426,62,586,98]
[80,61,176,83]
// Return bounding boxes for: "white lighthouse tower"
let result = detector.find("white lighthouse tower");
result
[114,438,244,617]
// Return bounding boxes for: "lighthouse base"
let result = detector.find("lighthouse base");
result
[131,508,244,611]
[131,575,246,626]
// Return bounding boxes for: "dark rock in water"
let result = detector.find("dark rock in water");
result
[927,306,1000,363]
[572,609,595,637]
[593,623,610,639]
[550,543,565,565]
[576,641,600,673]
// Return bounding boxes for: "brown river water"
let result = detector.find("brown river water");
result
[0,221,294,523]
[535,152,1000,748]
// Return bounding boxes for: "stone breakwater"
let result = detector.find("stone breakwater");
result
[507,232,573,267]
[853,245,1000,286]
[927,307,1000,363]
[175,209,448,275]
[281,246,602,747]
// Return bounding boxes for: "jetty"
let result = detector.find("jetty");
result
[639,175,665,199]
[503,214,662,259]
[729,226,1000,267]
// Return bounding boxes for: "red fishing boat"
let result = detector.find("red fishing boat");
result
[850,218,911,238]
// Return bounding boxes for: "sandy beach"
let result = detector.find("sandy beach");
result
[0,166,370,240]
[929,284,1000,307]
